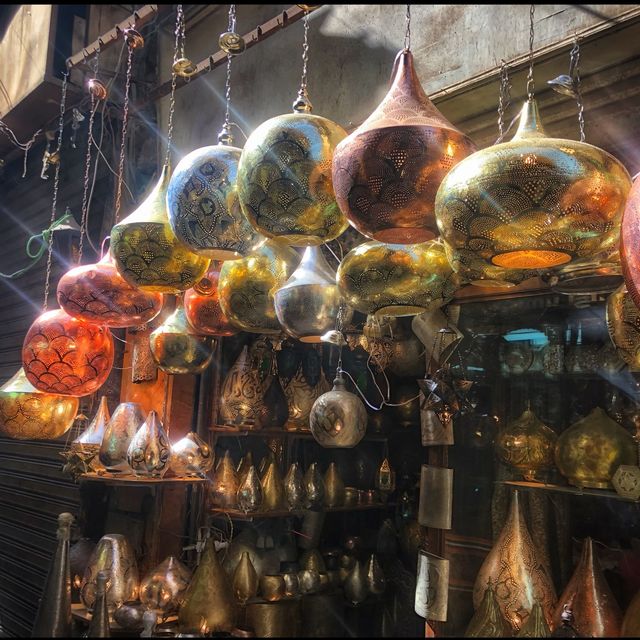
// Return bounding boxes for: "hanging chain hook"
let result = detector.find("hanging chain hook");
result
[570,36,586,142]
[219,4,236,145]
[404,4,411,51]
[164,5,184,167]
[292,10,313,113]
[526,4,536,100]
[496,59,511,143]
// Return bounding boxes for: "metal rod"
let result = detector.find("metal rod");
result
[142,5,321,105]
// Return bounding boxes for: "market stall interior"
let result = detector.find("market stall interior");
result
[2,2,640,638]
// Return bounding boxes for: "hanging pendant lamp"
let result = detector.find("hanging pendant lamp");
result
[0,368,79,440]
[110,165,210,293]
[621,177,640,307]
[333,49,476,244]
[436,98,631,271]
[184,261,238,337]
[218,238,301,334]
[57,252,163,328]
[275,246,352,343]
[606,284,640,369]
[336,239,460,317]
[22,309,114,396]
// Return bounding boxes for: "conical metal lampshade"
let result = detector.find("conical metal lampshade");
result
[110,164,210,293]
[465,582,511,637]
[98,401,146,473]
[170,432,213,477]
[237,105,348,247]
[218,239,301,333]
[126,410,171,478]
[275,246,352,343]
[210,450,239,508]
[333,49,476,244]
[606,284,640,368]
[0,368,78,440]
[150,298,213,375]
[436,99,631,271]
[167,142,263,259]
[337,239,459,317]
[22,309,114,396]
[139,556,192,614]
[73,396,110,452]
[57,252,163,328]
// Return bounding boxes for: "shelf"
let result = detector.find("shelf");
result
[210,425,388,442]
[79,472,208,486]
[71,603,177,629]
[497,479,639,503]
[210,502,397,521]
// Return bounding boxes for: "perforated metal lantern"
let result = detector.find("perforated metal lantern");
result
[606,284,640,368]
[436,99,631,271]
[111,165,210,293]
[237,106,348,246]
[167,143,264,260]
[22,309,114,397]
[336,239,460,317]
[57,253,163,328]
[332,49,476,244]
[621,177,640,307]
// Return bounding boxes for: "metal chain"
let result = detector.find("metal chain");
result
[526,4,536,99]
[78,49,101,263]
[114,41,135,225]
[0,121,42,178]
[299,11,310,97]
[404,4,411,51]
[570,36,586,142]
[496,59,511,142]
[223,5,236,132]
[164,4,184,167]
[43,72,68,311]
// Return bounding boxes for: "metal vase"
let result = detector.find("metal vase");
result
[323,462,345,508]
[80,533,139,611]
[139,556,192,614]
[32,513,74,638]
[126,410,171,478]
[87,571,111,638]
[303,463,325,508]
[237,466,263,513]
[284,462,306,510]
[210,450,239,508]
[98,402,146,473]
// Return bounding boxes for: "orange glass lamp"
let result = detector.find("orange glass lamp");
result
[22,309,114,396]
[57,252,163,328]
[435,99,631,271]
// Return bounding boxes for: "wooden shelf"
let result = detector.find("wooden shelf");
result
[209,425,388,442]
[497,479,639,503]
[79,472,208,486]
[210,502,397,521]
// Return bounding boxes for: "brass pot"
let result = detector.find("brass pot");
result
[555,406,636,489]
[139,556,191,614]
[98,402,146,473]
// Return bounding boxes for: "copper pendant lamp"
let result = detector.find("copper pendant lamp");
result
[110,165,210,293]
[333,49,476,244]
[621,177,640,308]
[436,98,631,271]
[336,239,460,317]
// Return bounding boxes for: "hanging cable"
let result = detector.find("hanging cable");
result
[570,36,586,142]
[526,4,536,100]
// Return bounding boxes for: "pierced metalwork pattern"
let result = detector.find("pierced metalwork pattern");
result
[606,285,640,368]
[621,177,640,308]
[22,309,114,396]
[237,112,348,246]
[167,145,263,260]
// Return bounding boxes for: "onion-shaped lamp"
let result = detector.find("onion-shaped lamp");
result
[237,103,348,247]
[218,238,301,334]
[435,99,631,271]
[621,177,640,307]
[0,368,79,440]
[57,252,163,328]
[275,245,352,343]
[336,239,460,317]
[110,165,210,293]
[22,309,114,396]
[167,138,263,260]
[332,49,476,244]
[606,284,640,369]
[150,297,213,375]
[184,261,238,337]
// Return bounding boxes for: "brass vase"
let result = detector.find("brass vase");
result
[606,284,640,368]
[170,432,213,477]
[178,537,236,633]
[472,490,556,630]
[303,462,325,508]
[495,408,558,481]
[555,406,636,489]
[80,534,139,611]
[466,582,512,637]
[237,465,263,513]
[284,462,306,510]
[232,552,258,604]
[211,450,239,508]
[150,299,213,375]
[87,571,110,638]
[218,239,301,334]
[139,556,191,614]
[219,345,265,428]
[552,537,622,636]
[436,98,631,271]
[32,513,74,637]
[98,402,146,473]
[260,460,286,512]
[284,366,330,432]
[323,462,345,508]
[126,410,171,478]
[332,49,475,243]
[110,164,210,293]
[344,560,368,605]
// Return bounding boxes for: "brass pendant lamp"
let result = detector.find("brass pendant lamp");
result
[435,7,631,272]
[236,10,348,246]
[606,284,640,369]
[621,177,640,308]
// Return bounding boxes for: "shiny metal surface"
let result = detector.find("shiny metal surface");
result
[284,462,306,510]
[261,460,286,511]
[303,462,325,508]
[621,175,640,309]
[465,582,511,637]
[284,366,330,432]
[170,432,213,477]
[139,556,191,614]
[210,450,239,508]
[418,465,453,530]
[323,462,345,508]
[73,396,110,451]
[237,465,263,513]
[232,552,258,604]
[259,574,287,602]
[343,560,368,605]
[415,549,448,622]
[126,410,171,478]
[98,402,146,473]
[606,284,640,368]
